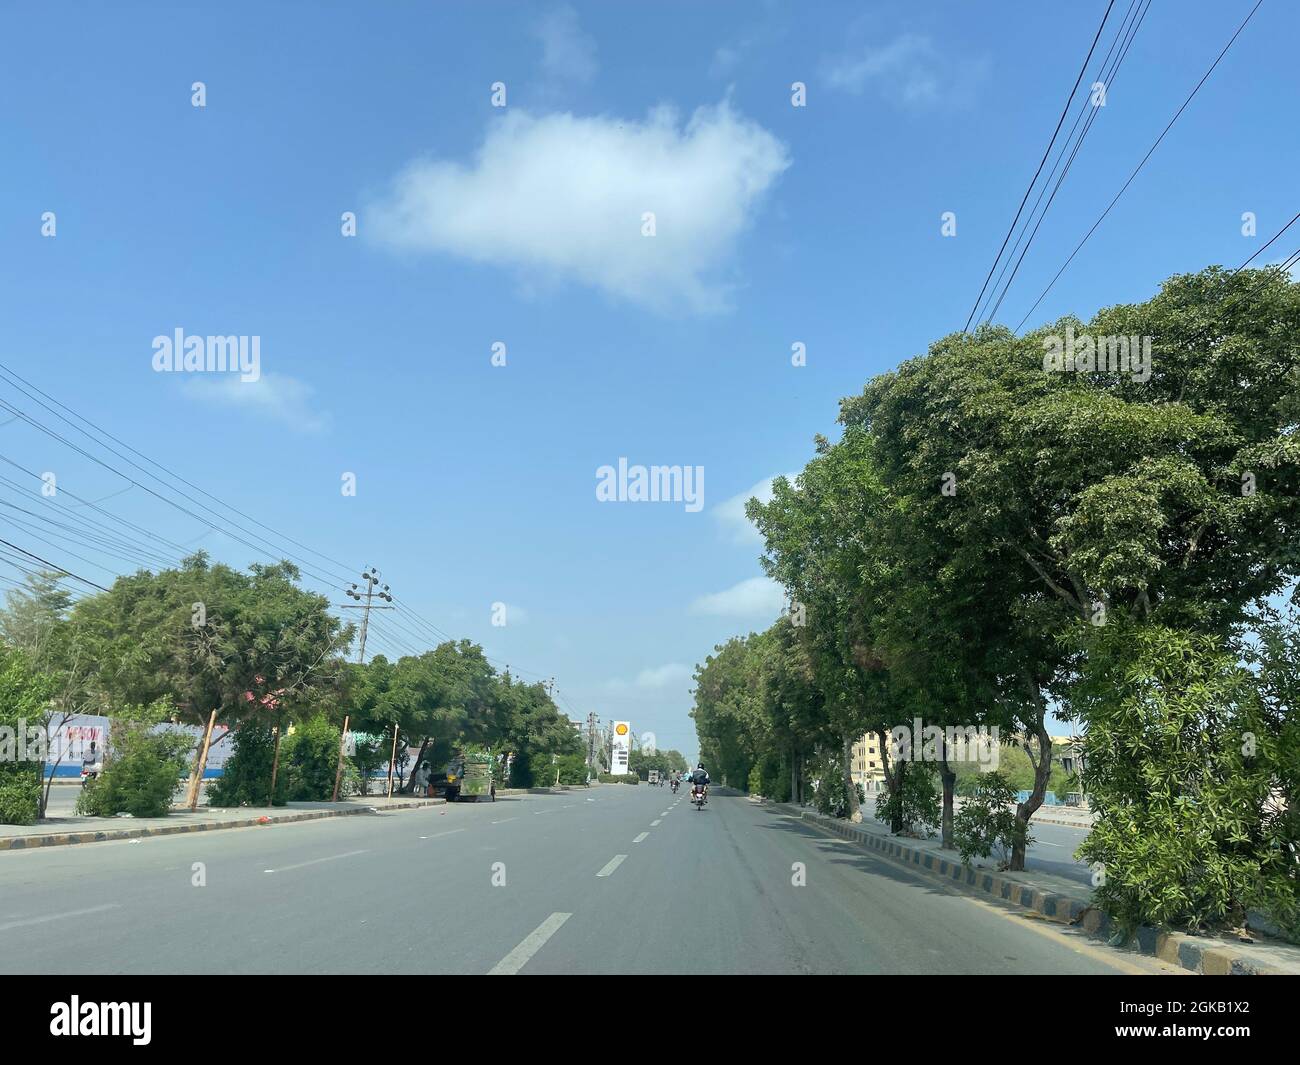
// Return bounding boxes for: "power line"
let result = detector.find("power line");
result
[1014,0,1266,332]
[981,0,1152,325]
[0,537,109,592]
[964,0,1119,331]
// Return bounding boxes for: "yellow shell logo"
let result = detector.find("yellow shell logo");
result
[615,723,629,736]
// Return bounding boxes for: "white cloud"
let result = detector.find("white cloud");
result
[713,473,797,544]
[367,101,790,311]
[535,5,597,86]
[690,576,786,618]
[825,33,987,108]
[180,373,328,433]
[607,662,693,691]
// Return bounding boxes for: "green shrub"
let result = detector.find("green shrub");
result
[281,716,343,801]
[208,724,288,807]
[809,750,866,819]
[874,763,940,836]
[76,726,192,818]
[1077,622,1299,937]
[0,763,41,826]
[0,645,50,825]
[554,753,588,785]
[954,771,1025,866]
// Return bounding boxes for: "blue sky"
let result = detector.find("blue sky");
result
[1,0,1296,759]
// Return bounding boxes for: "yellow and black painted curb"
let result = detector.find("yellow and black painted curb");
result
[789,806,1284,976]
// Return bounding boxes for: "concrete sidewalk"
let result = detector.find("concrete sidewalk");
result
[776,803,1300,976]
[0,795,446,851]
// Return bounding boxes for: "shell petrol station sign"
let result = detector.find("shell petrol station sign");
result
[611,721,631,775]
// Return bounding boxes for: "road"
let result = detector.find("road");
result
[0,786,1171,975]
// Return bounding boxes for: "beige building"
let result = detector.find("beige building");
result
[851,733,887,794]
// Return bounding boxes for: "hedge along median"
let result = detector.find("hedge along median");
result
[784,805,1297,976]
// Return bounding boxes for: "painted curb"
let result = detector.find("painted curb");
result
[0,799,444,851]
[787,806,1285,976]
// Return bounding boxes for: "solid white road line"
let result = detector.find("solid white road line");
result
[632,832,649,843]
[264,849,368,874]
[487,912,572,975]
[596,855,628,877]
[0,903,120,933]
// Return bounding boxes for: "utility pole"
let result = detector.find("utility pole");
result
[334,567,395,801]
[339,567,394,665]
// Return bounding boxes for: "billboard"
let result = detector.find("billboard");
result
[611,721,631,775]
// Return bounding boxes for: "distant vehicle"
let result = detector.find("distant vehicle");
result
[431,749,496,802]
[648,770,660,786]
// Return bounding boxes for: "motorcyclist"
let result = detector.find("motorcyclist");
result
[690,763,710,803]
[81,739,102,780]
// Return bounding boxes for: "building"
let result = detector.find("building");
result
[851,733,887,794]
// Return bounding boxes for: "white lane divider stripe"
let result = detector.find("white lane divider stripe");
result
[651,819,662,826]
[632,832,649,843]
[264,849,368,874]
[596,854,628,877]
[418,829,467,840]
[491,817,518,824]
[0,903,120,933]
[488,912,572,975]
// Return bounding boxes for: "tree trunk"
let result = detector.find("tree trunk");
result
[404,737,430,794]
[1011,699,1052,871]
[877,728,908,833]
[939,750,956,850]
[842,735,862,822]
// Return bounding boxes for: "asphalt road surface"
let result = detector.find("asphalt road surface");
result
[0,786,1173,975]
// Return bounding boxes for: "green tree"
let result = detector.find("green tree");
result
[0,643,52,825]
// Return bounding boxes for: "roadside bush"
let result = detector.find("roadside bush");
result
[953,771,1024,866]
[748,754,789,801]
[0,762,41,826]
[208,724,288,807]
[554,753,588,785]
[1076,622,1299,938]
[0,644,50,825]
[76,726,192,818]
[510,751,542,788]
[874,763,940,837]
[351,732,389,796]
[809,750,865,819]
[281,716,343,801]
[597,773,639,784]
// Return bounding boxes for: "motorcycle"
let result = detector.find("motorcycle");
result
[80,763,102,787]
[691,783,707,810]
[670,779,679,794]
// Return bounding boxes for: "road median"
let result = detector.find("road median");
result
[0,796,446,851]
